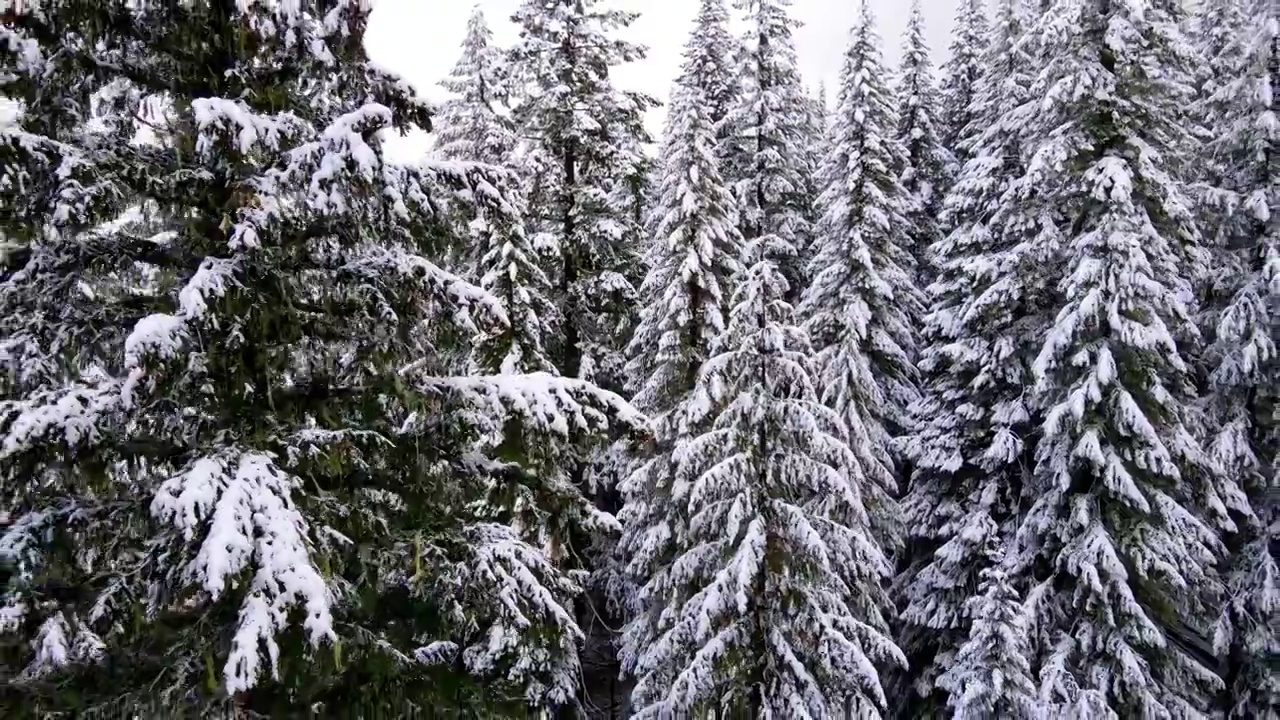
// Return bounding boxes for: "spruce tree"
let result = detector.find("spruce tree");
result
[1189,0,1255,347]
[507,1,657,709]
[1014,0,1230,713]
[801,0,921,553]
[936,535,1039,719]
[1202,1,1280,715]
[722,0,814,303]
[896,0,1045,712]
[626,235,903,718]
[893,0,951,280]
[617,62,745,714]
[0,2,640,714]
[938,0,990,166]
[434,6,515,167]
[683,0,743,150]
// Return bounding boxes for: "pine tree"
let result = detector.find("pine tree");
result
[938,0,990,166]
[801,0,921,553]
[722,0,814,303]
[1189,0,1250,330]
[895,0,1048,713]
[509,0,655,389]
[507,2,657,710]
[683,0,743,149]
[1014,0,1230,713]
[893,0,951,280]
[434,6,515,166]
[0,2,640,714]
[1201,1,1280,715]
[936,534,1039,719]
[617,63,745,712]
[626,235,903,718]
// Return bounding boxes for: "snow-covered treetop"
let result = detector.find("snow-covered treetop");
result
[724,0,814,296]
[434,5,517,166]
[677,0,742,135]
[939,0,990,159]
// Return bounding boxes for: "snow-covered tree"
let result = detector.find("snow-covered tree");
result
[626,234,904,718]
[801,0,921,553]
[936,534,1039,719]
[895,0,1050,712]
[617,64,745,710]
[893,0,951,280]
[1201,2,1280,715]
[509,0,654,389]
[682,0,743,150]
[1188,0,1252,341]
[507,2,657,709]
[938,0,989,165]
[433,6,516,166]
[0,3,641,714]
[722,0,814,302]
[468,177,558,377]
[1013,0,1230,714]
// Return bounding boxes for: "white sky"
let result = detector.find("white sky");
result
[365,0,962,160]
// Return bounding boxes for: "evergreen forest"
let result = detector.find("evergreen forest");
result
[0,0,1275,718]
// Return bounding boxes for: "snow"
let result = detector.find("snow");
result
[151,452,335,694]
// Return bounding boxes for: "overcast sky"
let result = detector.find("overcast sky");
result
[365,0,962,160]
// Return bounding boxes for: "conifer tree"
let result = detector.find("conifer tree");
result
[896,0,1045,712]
[722,0,814,302]
[509,0,655,389]
[683,0,742,150]
[938,0,990,165]
[626,235,903,718]
[507,1,657,708]
[1201,1,1280,715]
[1190,0,1252,339]
[434,6,515,167]
[893,0,951,280]
[617,61,745,710]
[936,535,1039,719]
[0,2,641,714]
[1013,0,1230,713]
[801,0,921,552]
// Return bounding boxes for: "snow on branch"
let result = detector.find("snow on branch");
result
[150,450,335,694]
[0,378,126,458]
[124,255,241,370]
[405,371,645,441]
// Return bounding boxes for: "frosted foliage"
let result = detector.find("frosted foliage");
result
[939,0,990,161]
[626,237,902,719]
[898,0,1041,597]
[446,522,585,706]
[468,164,558,375]
[1013,0,1229,714]
[1201,4,1280,716]
[679,0,743,144]
[722,0,814,299]
[802,0,920,552]
[152,453,333,694]
[434,6,516,166]
[937,538,1038,720]
[618,65,744,699]
[0,4,641,706]
[510,0,653,385]
[894,0,952,279]
[20,612,105,680]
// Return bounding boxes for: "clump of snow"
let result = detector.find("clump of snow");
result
[151,452,335,693]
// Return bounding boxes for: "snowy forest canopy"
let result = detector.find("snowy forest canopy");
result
[0,0,1275,718]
